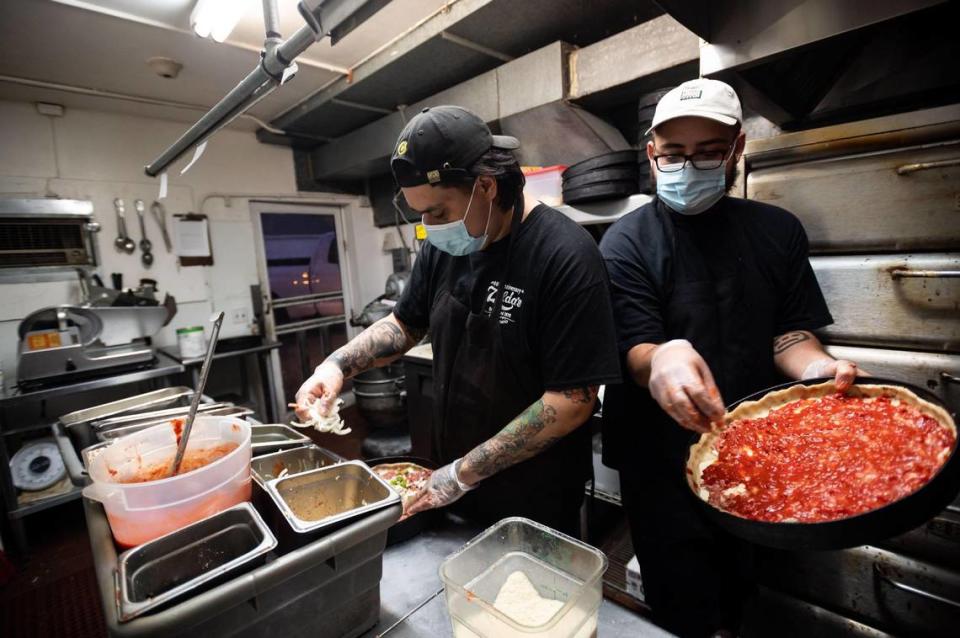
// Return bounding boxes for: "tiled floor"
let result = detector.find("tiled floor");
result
[0,500,106,638]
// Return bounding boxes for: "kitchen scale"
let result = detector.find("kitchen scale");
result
[10,439,66,491]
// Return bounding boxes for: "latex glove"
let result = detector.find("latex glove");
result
[649,339,725,433]
[293,361,344,421]
[801,358,862,392]
[401,458,475,520]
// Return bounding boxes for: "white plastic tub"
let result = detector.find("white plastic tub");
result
[440,517,608,638]
[83,416,252,547]
[523,166,567,207]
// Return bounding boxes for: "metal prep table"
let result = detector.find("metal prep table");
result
[159,340,281,422]
[0,350,184,553]
[364,515,676,638]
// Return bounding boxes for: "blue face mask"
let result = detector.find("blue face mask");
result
[656,159,729,216]
[422,180,493,256]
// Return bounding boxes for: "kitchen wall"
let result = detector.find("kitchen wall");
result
[0,99,413,384]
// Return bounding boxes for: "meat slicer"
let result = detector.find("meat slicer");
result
[17,304,174,387]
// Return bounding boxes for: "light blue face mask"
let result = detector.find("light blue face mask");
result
[422,180,493,256]
[656,157,729,216]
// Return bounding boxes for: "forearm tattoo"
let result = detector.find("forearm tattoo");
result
[561,386,595,405]
[324,318,423,378]
[463,399,561,480]
[773,331,812,354]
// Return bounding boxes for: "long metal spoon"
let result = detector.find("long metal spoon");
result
[169,311,225,477]
[134,200,154,267]
[113,198,132,253]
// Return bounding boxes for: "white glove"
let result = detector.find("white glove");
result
[801,357,861,391]
[401,458,475,519]
[649,339,725,433]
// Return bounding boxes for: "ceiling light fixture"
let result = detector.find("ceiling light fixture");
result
[190,0,251,43]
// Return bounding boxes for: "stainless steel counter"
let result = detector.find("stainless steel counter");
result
[364,516,674,637]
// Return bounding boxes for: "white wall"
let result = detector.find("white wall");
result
[0,99,410,385]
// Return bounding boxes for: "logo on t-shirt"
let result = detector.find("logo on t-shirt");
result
[485,280,525,324]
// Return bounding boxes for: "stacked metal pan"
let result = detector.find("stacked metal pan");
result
[561,150,640,204]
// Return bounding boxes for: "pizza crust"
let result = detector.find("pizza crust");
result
[687,382,958,510]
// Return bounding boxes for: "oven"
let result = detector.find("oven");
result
[741,103,960,636]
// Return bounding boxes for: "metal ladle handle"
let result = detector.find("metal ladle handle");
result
[170,311,225,476]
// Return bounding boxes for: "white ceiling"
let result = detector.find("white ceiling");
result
[0,0,450,129]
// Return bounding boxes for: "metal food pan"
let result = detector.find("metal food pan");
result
[265,461,399,535]
[250,424,311,454]
[92,403,233,431]
[60,387,194,427]
[117,503,276,622]
[97,407,254,441]
[250,445,343,485]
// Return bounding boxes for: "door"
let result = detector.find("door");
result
[251,202,354,419]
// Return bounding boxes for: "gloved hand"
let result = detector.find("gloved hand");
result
[293,362,343,421]
[648,339,725,433]
[801,358,862,391]
[401,458,475,520]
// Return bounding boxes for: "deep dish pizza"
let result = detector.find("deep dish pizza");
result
[687,382,957,523]
[373,462,432,500]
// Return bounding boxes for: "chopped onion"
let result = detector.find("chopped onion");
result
[291,397,352,436]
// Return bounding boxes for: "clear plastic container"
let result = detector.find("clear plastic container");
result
[83,416,252,547]
[523,165,567,207]
[440,517,608,638]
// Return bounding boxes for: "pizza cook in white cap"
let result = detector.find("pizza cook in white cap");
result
[598,78,864,636]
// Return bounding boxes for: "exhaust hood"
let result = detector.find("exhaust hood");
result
[655,0,960,129]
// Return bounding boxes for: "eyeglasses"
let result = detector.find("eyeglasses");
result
[652,144,735,173]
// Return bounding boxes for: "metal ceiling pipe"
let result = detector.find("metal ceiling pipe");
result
[144,0,383,178]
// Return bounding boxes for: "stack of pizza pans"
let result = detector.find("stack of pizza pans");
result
[561,150,640,205]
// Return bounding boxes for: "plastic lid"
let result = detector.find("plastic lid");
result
[522,165,567,176]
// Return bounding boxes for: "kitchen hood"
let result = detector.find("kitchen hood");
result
[655,0,960,129]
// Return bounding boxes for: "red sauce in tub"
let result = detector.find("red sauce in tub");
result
[115,443,239,483]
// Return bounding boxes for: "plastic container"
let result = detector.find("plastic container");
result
[83,416,252,547]
[440,517,608,638]
[522,165,567,207]
[176,325,206,359]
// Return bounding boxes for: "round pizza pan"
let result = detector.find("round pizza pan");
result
[562,180,639,205]
[563,166,640,190]
[685,376,960,550]
[562,150,639,179]
[367,455,441,545]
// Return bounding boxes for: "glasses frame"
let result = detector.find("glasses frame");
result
[652,142,737,173]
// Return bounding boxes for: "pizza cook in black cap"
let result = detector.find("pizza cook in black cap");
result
[295,105,621,535]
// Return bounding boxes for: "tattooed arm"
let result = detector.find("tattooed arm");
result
[327,313,425,378]
[772,329,862,390]
[457,386,598,485]
[294,313,425,419]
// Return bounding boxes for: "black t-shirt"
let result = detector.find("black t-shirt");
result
[599,196,833,470]
[395,204,622,393]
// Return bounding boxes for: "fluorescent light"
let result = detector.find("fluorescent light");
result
[190,0,251,43]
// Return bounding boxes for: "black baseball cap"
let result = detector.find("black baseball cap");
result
[391,105,520,187]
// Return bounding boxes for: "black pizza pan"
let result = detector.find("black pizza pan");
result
[562,180,638,204]
[562,150,639,179]
[563,166,640,190]
[366,455,441,545]
[685,377,960,550]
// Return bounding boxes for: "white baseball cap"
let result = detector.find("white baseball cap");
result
[645,78,742,135]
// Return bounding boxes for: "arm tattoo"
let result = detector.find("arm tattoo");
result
[463,400,561,480]
[561,386,595,405]
[324,318,421,378]
[773,330,812,355]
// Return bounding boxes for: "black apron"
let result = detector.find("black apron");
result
[617,198,778,635]
[427,203,591,536]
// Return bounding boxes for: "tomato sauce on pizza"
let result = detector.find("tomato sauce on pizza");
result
[694,389,956,523]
